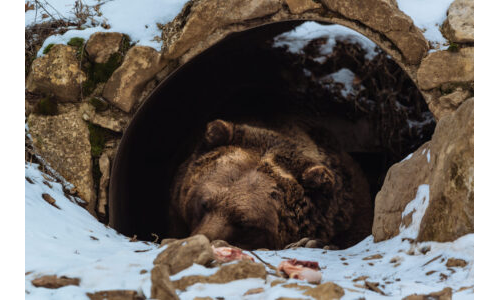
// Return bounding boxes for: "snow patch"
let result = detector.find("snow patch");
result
[30,0,189,55]
[396,0,455,50]
[401,152,413,162]
[170,264,219,281]
[400,184,430,239]
[319,68,359,97]
[273,21,379,60]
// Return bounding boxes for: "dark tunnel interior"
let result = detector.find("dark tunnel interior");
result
[109,21,435,243]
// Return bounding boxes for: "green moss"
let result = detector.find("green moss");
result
[87,123,118,158]
[36,96,58,115]
[87,122,119,192]
[89,97,109,112]
[447,42,459,52]
[82,52,124,96]
[121,34,132,53]
[88,123,105,158]
[67,37,85,48]
[92,158,102,190]
[67,37,85,60]
[80,35,132,97]
[43,43,55,55]
[95,52,122,82]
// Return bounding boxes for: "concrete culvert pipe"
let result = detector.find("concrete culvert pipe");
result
[109,21,435,246]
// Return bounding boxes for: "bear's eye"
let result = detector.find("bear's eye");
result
[200,199,209,212]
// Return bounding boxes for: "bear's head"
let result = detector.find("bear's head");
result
[170,120,347,250]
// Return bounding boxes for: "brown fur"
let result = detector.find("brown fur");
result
[169,119,372,250]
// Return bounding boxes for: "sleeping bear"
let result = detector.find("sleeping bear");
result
[168,119,372,250]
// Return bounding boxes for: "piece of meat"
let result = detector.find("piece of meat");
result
[278,259,322,284]
[212,246,254,263]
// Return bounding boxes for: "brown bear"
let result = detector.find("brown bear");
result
[168,119,372,250]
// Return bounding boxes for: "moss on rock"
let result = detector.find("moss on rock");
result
[67,37,85,60]
[43,43,55,55]
[88,123,115,158]
[87,122,119,192]
[89,97,109,112]
[447,42,459,53]
[36,96,58,115]
[81,35,133,96]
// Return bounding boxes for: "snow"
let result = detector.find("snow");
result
[25,162,163,299]
[396,0,455,50]
[401,153,413,162]
[25,159,473,299]
[273,21,379,60]
[27,0,189,56]
[399,184,430,239]
[169,264,219,281]
[319,68,358,98]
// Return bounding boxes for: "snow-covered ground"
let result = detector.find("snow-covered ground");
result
[25,162,163,299]
[25,160,473,299]
[26,0,189,55]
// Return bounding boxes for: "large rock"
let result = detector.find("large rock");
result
[403,287,452,300]
[103,46,167,113]
[373,98,474,242]
[153,235,214,275]
[430,87,471,121]
[31,275,80,289]
[80,101,130,132]
[172,260,267,291]
[85,32,124,64]
[417,47,474,90]
[87,290,145,300]
[28,107,96,214]
[372,142,431,242]
[303,282,345,300]
[150,265,179,300]
[442,0,474,43]
[285,0,322,14]
[418,98,474,242]
[26,45,86,102]
[320,0,428,64]
[162,0,282,59]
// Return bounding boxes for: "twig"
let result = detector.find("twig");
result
[151,233,159,243]
[248,250,283,278]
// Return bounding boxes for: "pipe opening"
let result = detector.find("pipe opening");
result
[109,21,435,248]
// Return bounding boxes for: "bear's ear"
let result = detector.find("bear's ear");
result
[302,165,342,194]
[204,119,234,148]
